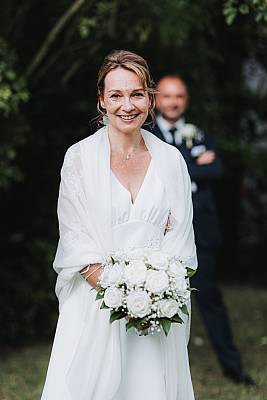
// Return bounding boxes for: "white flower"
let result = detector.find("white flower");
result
[126,290,151,318]
[124,260,147,286]
[145,270,169,294]
[180,124,198,139]
[158,299,179,318]
[168,261,187,278]
[100,263,124,288]
[173,276,188,293]
[104,286,123,308]
[146,250,169,270]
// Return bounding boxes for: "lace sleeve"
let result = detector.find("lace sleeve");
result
[53,144,103,275]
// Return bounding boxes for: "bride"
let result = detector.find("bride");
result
[41,50,197,400]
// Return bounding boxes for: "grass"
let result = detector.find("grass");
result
[190,285,267,400]
[0,286,267,400]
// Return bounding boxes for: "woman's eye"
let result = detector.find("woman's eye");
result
[133,92,144,97]
[110,94,121,99]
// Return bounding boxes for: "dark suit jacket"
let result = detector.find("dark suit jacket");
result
[152,122,223,250]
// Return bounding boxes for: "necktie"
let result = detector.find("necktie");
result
[169,127,177,144]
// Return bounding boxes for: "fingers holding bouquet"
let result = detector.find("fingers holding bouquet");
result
[80,263,103,288]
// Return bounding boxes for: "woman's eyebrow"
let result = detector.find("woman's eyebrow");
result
[107,89,122,93]
[107,87,145,93]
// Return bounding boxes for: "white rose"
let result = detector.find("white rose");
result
[126,290,151,318]
[145,270,169,294]
[104,286,123,308]
[99,263,124,288]
[124,260,147,286]
[168,261,187,278]
[146,250,169,270]
[158,299,179,318]
[173,276,188,293]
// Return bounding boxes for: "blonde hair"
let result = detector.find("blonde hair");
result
[97,50,156,126]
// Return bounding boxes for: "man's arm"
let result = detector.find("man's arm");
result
[187,154,223,181]
[185,131,223,182]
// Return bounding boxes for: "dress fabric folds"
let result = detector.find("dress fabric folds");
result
[41,127,197,400]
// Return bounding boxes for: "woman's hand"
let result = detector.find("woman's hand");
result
[80,263,102,288]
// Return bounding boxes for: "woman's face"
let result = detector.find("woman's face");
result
[100,68,150,134]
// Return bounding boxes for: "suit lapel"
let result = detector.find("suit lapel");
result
[152,123,166,142]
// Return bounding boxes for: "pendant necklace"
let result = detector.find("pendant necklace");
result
[125,136,142,160]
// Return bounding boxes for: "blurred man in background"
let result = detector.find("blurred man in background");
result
[152,75,254,386]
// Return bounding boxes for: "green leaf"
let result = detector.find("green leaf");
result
[95,290,105,300]
[109,310,125,323]
[100,301,109,309]
[160,318,171,336]
[171,314,183,323]
[239,4,249,14]
[186,267,197,278]
[180,305,189,316]
[226,11,237,25]
[126,319,136,331]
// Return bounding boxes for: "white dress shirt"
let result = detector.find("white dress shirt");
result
[156,115,186,146]
[156,115,198,194]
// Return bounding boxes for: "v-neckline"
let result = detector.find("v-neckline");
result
[111,159,153,207]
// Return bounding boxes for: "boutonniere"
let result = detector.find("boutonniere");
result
[180,124,201,148]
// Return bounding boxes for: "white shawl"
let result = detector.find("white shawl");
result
[52,126,197,400]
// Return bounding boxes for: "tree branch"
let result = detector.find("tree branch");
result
[61,59,84,86]
[31,42,89,85]
[25,0,86,78]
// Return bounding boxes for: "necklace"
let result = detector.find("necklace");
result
[123,136,142,160]
[125,143,138,160]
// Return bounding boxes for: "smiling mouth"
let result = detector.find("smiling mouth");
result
[117,114,139,121]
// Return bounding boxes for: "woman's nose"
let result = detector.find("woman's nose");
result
[121,97,135,112]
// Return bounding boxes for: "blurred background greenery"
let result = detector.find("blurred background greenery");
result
[0,0,267,353]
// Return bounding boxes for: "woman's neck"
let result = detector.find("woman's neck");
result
[108,125,143,154]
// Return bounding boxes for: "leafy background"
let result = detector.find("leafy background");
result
[0,0,267,345]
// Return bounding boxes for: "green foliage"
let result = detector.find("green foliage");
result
[186,267,197,278]
[0,38,29,189]
[0,237,57,344]
[109,309,126,323]
[0,38,29,116]
[0,142,23,189]
[125,318,136,331]
[160,318,172,335]
[180,304,189,316]
[223,0,267,24]
[78,17,97,38]
[95,290,105,300]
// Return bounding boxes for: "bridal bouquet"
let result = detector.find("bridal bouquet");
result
[95,250,196,336]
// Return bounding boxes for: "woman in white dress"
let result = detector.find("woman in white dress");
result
[41,50,197,400]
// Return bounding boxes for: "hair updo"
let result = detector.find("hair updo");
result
[97,50,156,126]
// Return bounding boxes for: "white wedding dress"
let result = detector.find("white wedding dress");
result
[111,159,170,399]
[41,133,195,400]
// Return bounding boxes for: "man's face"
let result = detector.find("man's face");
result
[156,78,189,123]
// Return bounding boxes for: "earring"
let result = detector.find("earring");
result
[102,114,109,126]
